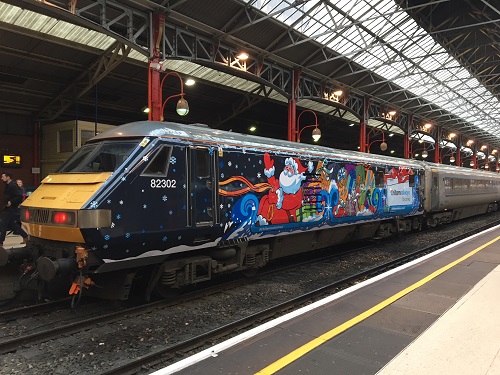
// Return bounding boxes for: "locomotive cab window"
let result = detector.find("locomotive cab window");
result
[57,140,138,173]
[142,146,172,176]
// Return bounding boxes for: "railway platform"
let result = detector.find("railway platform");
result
[151,225,500,375]
[1,233,26,248]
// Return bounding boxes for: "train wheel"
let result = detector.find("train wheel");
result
[152,282,180,299]
[241,268,259,278]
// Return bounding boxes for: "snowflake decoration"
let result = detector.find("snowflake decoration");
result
[243,149,246,154]
[91,246,97,251]
[220,204,224,209]
[103,244,108,249]
[162,236,168,242]
[177,236,182,240]
[107,199,111,204]
[228,161,232,167]
[248,158,251,161]
[259,159,262,164]
[162,195,168,201]
[121,176,126,181]
[116,214,121,220]
[142,229,146,233]
[119,200,124,205]
[125,233,131,238]
[125,249,129,253]
[90,201,98,209]
[169,210,173,215]
[111,222,115,228]
[257,172,261,178]
[182,205,186,210]
[160,225,164,229]
[221,173,224,179]
[183,184,186,189]
[219,161,224,168]
[142,156,149,162]
[104,235,110,241]
[170,156,176,164]
[208,147,214,156]
[227,203,231,208]
[143,204,147,209]
[235,164,238,169]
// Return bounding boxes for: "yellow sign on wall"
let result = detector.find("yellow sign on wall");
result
[2,155,21,167]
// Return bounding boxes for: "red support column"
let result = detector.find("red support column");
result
[434,128,440,163]
[456,135,461,167]
[33,121,40,187]
[404,114,412,158]
[288,69,300,142]
[473,145,477,169]
[359,97,369,152]
[149,13,165,122]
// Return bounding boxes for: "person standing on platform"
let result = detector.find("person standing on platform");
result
[0,172,28,246]
[16,179,26,201]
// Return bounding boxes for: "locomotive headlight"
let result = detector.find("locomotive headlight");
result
[52,211,76,226]
[20,207,30,222]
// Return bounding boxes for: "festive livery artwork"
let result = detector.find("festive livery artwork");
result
[219,151,422,240]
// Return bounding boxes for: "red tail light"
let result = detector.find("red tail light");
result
[24,210,30,221]
[52,211,76,225]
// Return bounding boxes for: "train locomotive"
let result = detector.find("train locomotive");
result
[1,120,499,301]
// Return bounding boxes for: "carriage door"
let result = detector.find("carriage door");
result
[430,169,440,211]
[189,147,217,227]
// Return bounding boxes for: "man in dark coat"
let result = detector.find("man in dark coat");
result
[0,172,28,246]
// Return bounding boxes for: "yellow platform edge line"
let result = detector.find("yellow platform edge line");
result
[255,235,500,375]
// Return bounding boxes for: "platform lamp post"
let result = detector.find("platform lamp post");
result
[158,71,189,121]
[366,128,387,153]
[296,110,321,143]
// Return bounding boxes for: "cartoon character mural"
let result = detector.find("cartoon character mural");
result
[218,150,421,240]
[256,153,314,225]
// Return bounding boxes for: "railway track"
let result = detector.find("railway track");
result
[104,219,500,375]
[0,242,372,354]
[1,218,498,374]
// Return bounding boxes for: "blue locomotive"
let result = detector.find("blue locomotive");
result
[1,121,499,300]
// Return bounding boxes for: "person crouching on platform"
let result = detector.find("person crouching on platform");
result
[0,172,28,246]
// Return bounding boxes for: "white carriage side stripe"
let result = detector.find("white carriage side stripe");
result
[150,224,500,375]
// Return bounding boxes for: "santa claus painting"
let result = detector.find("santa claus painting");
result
[256,152,313,225]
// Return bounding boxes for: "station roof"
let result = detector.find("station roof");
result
[0,0,498,155]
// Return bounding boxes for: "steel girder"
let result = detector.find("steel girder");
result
[37,41,132,121]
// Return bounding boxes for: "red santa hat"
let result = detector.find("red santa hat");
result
[295,158,308,174]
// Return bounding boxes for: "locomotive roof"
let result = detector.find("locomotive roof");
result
[90,121,429,169]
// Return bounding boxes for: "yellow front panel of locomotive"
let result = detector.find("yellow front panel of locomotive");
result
[24,223,85,243]
[22,173,113,210]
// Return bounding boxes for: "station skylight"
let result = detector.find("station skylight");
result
[244,0,500,141]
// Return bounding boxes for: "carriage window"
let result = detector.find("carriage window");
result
[195,149,210,178]
[452,178,462,190]
[142,146,172,176]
